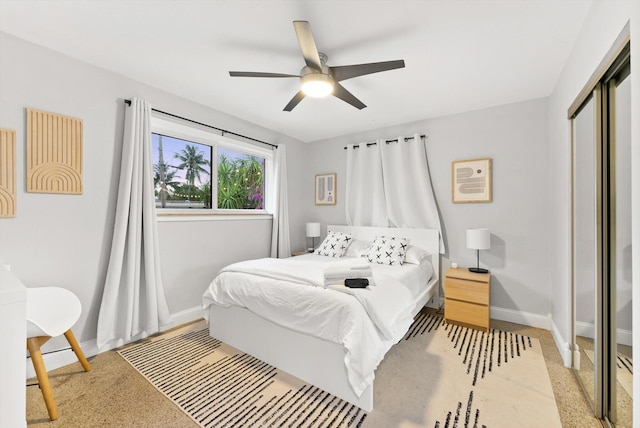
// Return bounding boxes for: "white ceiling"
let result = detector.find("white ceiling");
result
[0,0,593,142]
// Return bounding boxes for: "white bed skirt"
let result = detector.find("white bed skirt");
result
[208,303,375,411]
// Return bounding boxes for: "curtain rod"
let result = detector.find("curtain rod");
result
[343,134,427,149]
[124,99,278,149]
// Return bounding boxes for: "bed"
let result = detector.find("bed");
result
[202,225,441,412]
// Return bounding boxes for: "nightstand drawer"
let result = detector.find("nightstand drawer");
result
[445,278,489,305]
[445,299,489,329]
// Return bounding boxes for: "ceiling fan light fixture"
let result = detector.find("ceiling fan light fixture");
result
[229,21,404,111]
[300,73,334,97]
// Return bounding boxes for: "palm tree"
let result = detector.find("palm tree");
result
[174,145,209,201]
[153,164,180,208]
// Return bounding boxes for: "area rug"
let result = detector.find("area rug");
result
[118,320,366,427]
[383,311,563,427]
[118,312,562,428]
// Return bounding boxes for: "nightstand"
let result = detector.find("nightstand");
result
[291,250,310,257]
[444,267,491,332]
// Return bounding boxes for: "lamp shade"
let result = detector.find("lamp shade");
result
[306,222,321,238]
[466,228,490,250]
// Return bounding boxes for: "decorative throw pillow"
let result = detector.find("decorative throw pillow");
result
[365,236,409,265]
[344,239,371,258]
[314,231,354,258]
[404,245,430,265]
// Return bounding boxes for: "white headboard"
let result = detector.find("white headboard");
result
[327,225,441,283]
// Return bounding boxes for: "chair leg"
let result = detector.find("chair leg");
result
[26,336,58,421]
[64,329,91,372]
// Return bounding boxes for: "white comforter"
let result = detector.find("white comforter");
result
[202,255,420,396]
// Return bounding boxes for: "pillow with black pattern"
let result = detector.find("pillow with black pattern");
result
[314,231,353,258]
[365,236,409,265]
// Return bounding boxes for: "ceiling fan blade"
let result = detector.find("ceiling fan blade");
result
[229,71,299,78]
[293,21,322,71]
[330,60,405,82]
[332,83,366,110]
[283,91,306,112]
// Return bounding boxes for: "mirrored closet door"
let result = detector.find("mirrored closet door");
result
[571,43,631,427]
[573,91,598,410]
[610,62,632,427]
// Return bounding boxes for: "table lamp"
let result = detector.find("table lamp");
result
[306,222,321,252]
[466,228,490,273]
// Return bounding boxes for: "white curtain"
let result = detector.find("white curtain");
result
[346,133,445,253]
[269,145,291,258]
[345,143,388,226]
[97,98,172,351]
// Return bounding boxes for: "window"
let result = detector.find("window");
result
[217,147,265,209]
[151,115,273,216]
[153,134,212,209]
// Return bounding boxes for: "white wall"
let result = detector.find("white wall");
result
[547,1,639,372]
[0,33,307,355]
[304,98,551,325]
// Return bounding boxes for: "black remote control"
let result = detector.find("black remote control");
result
[344,278,369,288]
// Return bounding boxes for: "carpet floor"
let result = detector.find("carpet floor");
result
[26,309,604,427]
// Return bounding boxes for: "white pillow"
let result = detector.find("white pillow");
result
[344,239,371,258]
[364,236,409,265]
[314,231,354,258]
[404,245,430,265]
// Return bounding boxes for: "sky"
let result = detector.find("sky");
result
[151,133,212,185]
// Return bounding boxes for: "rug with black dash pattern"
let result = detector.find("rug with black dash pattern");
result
[118,312,562,428]
[117,320,366,428]
[371,311,562,428]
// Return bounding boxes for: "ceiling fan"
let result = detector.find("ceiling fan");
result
[229,21,405,112]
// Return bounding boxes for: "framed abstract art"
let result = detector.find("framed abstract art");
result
[315,173,336,205]
[452,158,492,203]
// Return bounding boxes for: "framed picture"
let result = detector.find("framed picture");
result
[315,173,336,205]
[452,158,492,203]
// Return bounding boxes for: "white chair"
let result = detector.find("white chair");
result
[26,287,91,421]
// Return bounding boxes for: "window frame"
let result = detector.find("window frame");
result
[151,115,273,219]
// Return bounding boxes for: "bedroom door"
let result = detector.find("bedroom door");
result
[571,42,631,427]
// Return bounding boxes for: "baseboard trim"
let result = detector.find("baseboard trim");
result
[164,305,205,331]
[26,305,204,379]
[490,306,550,330]
[550,318,572,368]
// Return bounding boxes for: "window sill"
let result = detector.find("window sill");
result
[157,212,273,222]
